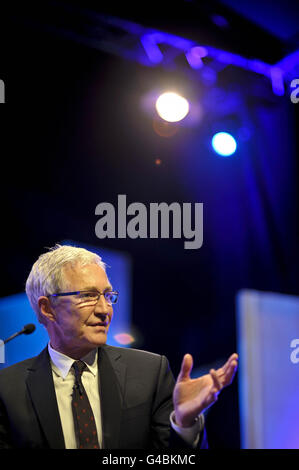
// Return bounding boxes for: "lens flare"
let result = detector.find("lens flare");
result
[113,332,135,345]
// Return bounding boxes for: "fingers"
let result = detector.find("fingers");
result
[225,353,238,368]
[227,354,238,374]
[214,353,239,387]
[206,369,221,405]
[221,356,238,387]
[220,353,238,375]
[177,354,193,382]
[210,369,222,391]
[225,359,238,385]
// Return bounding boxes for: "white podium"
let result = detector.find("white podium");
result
[237,289,299,448]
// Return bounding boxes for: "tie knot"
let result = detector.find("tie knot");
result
[72,360,86,378]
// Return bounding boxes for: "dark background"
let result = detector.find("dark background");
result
[1,0,298,448]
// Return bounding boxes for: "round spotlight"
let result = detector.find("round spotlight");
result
[211,132,237,156]
[155,92,189,122]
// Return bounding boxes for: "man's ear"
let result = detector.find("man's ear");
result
[38,296,57,323]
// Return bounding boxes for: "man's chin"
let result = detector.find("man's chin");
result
[88,331,108,346]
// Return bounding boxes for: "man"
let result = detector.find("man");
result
[0,245,238,449]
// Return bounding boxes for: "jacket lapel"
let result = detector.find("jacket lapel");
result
[26,347,65,449]
[98,345,126,449]
[26,345,126,449]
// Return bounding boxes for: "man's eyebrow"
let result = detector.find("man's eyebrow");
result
[82,286,113,292]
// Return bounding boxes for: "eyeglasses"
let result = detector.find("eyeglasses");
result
[48,290,119,306]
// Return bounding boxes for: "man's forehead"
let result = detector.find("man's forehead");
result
[61,262,110,286]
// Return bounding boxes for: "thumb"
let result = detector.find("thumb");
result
[177,354,193,382]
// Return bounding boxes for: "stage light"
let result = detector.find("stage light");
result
[211,132,237,156]
[155,92,189,122]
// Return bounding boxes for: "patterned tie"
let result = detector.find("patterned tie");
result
[71,360,100,449]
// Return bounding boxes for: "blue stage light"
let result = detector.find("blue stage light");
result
[211,132,237,156]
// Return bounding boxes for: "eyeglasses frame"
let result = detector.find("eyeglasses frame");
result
[47,290,119,305]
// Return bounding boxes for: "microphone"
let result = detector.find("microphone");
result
[3,323,36,344]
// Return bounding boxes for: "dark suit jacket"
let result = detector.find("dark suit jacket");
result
[0,344,208,449]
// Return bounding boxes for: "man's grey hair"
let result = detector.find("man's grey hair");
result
[25,244,106,323]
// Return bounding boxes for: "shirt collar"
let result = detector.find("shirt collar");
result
[48,342,98,380]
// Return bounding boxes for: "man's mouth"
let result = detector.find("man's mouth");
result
[89,321,109,328]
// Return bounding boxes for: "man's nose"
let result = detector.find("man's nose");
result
[94,294,110,314]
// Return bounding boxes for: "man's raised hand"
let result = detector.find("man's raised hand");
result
[173,353,238,428]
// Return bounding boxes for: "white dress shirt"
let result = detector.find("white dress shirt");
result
[48,343,103,449]
[48,343,203,449]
